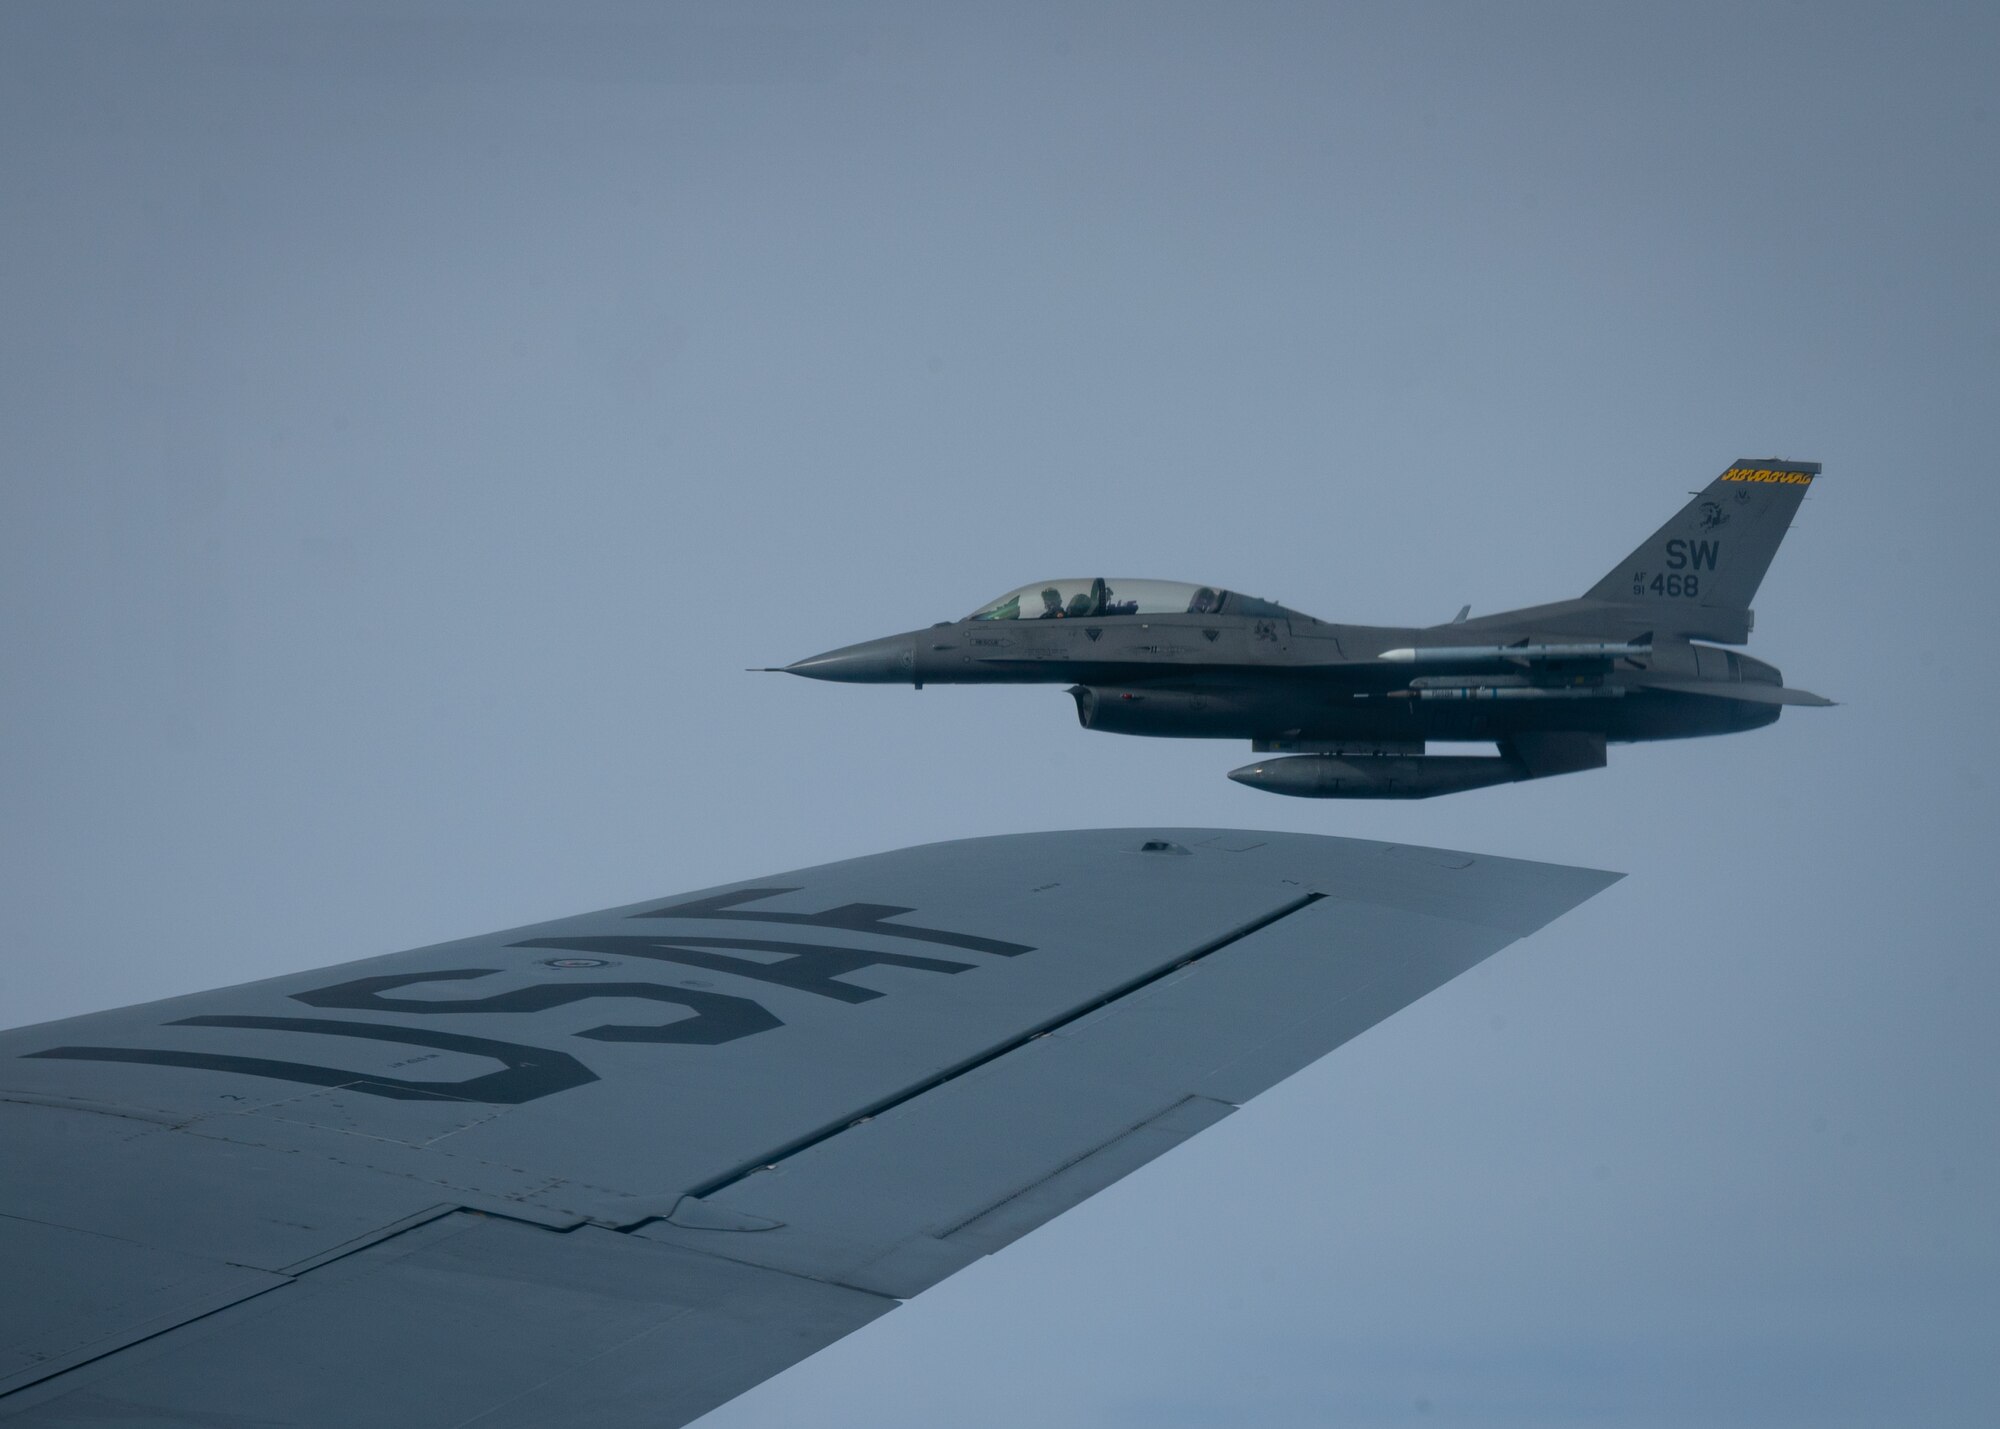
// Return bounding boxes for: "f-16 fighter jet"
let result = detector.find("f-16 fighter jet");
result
[780,459,1831,798]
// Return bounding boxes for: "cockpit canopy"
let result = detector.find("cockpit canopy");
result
[967,577,1289,622]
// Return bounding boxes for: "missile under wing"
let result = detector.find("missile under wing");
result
[0,830,1615,1426]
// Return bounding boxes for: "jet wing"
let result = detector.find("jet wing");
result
[0,829,1616,1428]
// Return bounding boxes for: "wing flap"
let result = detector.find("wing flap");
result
[0,1216,286,1396]
[0,1097,489,1272]
[0,1213,893,1429]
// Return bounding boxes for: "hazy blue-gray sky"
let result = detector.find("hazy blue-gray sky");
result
[3,3,1995,1425]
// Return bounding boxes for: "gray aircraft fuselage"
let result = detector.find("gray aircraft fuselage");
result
[778,459,1831,798]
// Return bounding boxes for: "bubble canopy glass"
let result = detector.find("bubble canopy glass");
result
[967,578,1236,621]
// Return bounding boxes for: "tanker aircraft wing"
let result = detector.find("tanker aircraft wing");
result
[0,829,1616,1428]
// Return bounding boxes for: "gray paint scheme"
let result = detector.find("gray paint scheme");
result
[782,460,1831,797]
[0,829,1614,1427]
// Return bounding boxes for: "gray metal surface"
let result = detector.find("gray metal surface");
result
[1,1213,894,1429]
[1,829,1617,1427]
[778,459,1830,795]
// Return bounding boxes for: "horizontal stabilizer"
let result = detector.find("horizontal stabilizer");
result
[1634,678,1835,706]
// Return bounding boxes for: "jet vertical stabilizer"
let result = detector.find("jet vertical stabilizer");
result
[1583,458,1819,639]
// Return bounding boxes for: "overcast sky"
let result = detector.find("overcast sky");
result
[3,3,1995,1425]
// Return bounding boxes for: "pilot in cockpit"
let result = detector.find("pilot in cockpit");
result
[1038,587,1066,618]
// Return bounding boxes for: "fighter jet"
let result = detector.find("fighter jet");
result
[779,458,1832,798]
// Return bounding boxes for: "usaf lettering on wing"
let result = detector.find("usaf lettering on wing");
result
[26,890,1036,1104]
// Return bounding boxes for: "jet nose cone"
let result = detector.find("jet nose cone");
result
[783,634,916,684]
